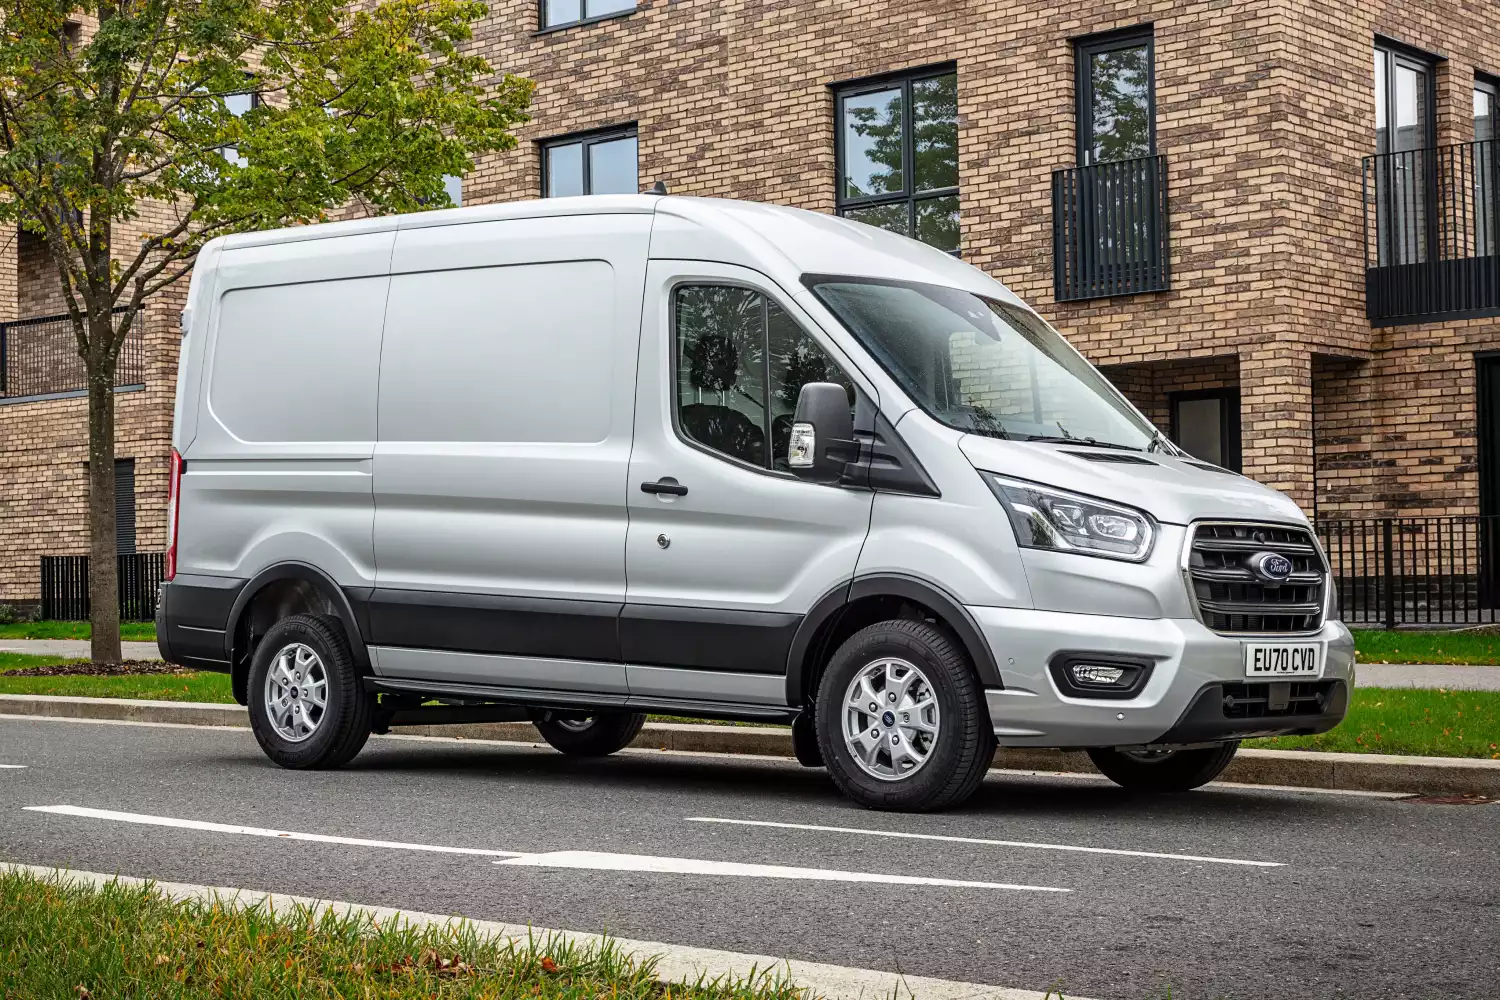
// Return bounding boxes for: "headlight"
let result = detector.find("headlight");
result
[984,474,1155,562]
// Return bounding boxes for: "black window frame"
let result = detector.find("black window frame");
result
[1476,73,1499,140]
[1168,388,1241,472]
[668,279,858,480]
[540,124,639,197]
[1075,26,1156,166]
[537,0,635,34]
[832,63,959,253]
[1373,38,1437,155]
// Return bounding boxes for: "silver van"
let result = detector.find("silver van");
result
[158,195,1352,811]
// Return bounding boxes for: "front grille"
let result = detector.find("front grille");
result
[1222,681,1336,719]
[1186,522,1326,634]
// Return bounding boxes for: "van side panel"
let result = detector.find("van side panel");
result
[177,232,393,594]
[370,215,650,687]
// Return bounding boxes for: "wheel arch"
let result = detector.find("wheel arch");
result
[226,563,371,705]
[784,574,1002,707]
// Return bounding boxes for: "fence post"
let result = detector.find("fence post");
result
[1382,518,1396,630]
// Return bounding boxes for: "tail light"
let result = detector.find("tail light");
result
[165,448,183,581]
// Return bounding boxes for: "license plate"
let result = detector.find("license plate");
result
[1243,642,1324,678]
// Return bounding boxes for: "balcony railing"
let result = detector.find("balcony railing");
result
[1363,140,1500,325]
[1052,154,1171,302]
[0,308,141,401]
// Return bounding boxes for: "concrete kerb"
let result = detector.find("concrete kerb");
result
[3,693,1498,797]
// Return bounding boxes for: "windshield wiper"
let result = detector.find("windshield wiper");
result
[1022,434,1143,452]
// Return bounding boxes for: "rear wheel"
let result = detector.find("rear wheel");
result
[247,614,372,769]
[531,709,646,756]
[816,620,994,812]
[1087,742,1239,792]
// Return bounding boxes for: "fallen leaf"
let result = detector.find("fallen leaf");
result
[155,954,171,967]
[75,988,92,999]
[541,956,559,974]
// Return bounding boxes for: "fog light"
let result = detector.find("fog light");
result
[1070,663,1128,687]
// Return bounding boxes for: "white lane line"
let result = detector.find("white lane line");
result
[0,764,26,769]
[2,863,1087,1000]
[24,805,524,858]
[686,817,1285,868]
[494,850,1068,892]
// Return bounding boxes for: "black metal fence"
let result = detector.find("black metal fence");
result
[0,308,142,400]
[1316,516,1500,627]
[1052,154,1171,302]
[40,553,164,621]
[1363,140,1500,325]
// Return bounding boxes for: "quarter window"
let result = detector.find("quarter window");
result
[542,127,638,196]
[1076,28,1154,164]
[542,0,634,31]
[674,285,853,472]
[834,68,959,253]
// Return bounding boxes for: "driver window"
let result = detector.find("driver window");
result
[674,284,853,471]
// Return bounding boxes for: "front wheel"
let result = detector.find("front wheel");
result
[1087,742,1239,792]
[816,620,994,812]
[531,710,646,756]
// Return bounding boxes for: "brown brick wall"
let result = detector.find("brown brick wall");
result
[2,0,1500,601]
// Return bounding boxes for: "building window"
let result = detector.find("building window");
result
[542,126,638,197]
[1169,390,1240,472]
[114,459,136,555]
[1370,41,1436,268]
[541,0,634,32]
[834,67,958,254]
[222,90,259,167]
[442,175,463,206]
[1475,76,1497,256]
[1076,28,1154,164]
[674,284,853,472]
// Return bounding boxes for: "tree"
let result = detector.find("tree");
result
[0,1,532,662]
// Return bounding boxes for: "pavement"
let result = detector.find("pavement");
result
[1,715,1497,1000]
[3,638,1500,689]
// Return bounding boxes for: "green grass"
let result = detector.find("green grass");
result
[1352,628,1500,665]
[0,669,234,702]
[0,620,156,641]
[1247,686,1500,759]
[0,869,805,1000]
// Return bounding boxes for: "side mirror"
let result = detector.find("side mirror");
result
[788,382,856,483]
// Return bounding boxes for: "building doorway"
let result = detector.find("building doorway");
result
[1169,388,1241,472]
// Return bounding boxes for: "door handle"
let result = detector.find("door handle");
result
[640,477,689,497]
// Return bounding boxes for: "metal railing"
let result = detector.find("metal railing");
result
[1362,140,1500,325]
[1052,154,1170,302]
[40,553,164,622]
[1316,516,1500,627]
[0,308,141,400]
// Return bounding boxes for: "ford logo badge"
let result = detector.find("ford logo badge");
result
[1251,551,1294,584]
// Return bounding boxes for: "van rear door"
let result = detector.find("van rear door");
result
[368,213,650,693]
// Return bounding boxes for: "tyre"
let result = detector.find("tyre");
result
[531,709,646,756]
[247,614,373,769]
[815,619,994,812]
[1087,742,1239,792]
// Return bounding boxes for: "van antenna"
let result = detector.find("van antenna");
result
[648,180,668,195]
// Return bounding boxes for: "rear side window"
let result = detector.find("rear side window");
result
[209,277,386,442]
[673,284,852,471]
[379,261,615,443]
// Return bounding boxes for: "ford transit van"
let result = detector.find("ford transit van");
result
[158,195,1352,811]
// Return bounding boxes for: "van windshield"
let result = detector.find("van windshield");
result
[807,276,1160,451]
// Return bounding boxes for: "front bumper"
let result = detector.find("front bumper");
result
[970,605,1355,748]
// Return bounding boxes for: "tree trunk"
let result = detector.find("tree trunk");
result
[87,343,121,665]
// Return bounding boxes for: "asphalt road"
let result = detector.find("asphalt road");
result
[1,716,1496,1000]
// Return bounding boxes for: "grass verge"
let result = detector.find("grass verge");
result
[0,620,157,641]
[1352,629,1500,665]
[1247,686,1500,759]
[0,868,803,1000]
[0,655,234,702]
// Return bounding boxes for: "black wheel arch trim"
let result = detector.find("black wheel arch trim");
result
[223,562,372,670]
[783,574,1002,706]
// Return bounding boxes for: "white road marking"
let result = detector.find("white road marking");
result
[494,850,1069,891]
[2,863,1086,1000]
[24,805,524,858]
[686,817,1285,868]
[0,764,26,769]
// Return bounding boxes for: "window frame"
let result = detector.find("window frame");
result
[1074,26,1156,166]
[832,63,959,251]
[540,124,639,197]
[1168,387,1241,472]
[538,0,635,34]
[1373,38,1437,155]
[667,277,861,480]
[1476,73,1499,141]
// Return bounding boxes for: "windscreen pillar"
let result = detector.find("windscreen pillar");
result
[1238,344,1315,514]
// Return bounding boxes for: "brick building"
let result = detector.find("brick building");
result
[2,0,1499,610]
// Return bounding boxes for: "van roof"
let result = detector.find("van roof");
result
[215,195,1020,307]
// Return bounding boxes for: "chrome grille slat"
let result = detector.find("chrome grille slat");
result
[1185,521,1328,635]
